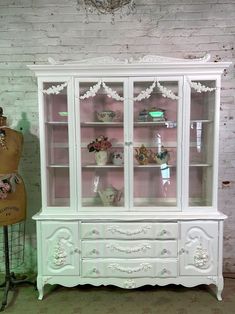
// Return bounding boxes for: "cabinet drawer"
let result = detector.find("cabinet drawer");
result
[81,222,178,239]
[82,259,178,278]
[82,240,177,258]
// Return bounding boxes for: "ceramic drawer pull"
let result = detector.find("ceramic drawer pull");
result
[91,229,99,235]
[161,249,168,255]
[91,249,99,255]
[92,268,99,274]
[160,229,168,236]
[161,268,169,275]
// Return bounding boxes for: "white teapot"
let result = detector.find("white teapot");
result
[98,186,122,206]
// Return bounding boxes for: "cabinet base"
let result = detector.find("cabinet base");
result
[36,275,223,301]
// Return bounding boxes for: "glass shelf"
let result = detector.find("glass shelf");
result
[82,164,123,168]
[134,121,176,127]
[134,164,175,168]
[81,122,123,127]
[190,119,212,123]
[46,121,68,125]
[189,163,212,167]
[47,164,69,168]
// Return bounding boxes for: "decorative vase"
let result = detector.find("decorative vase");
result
[95,150,108,165]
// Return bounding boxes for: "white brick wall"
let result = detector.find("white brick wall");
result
[0,0,234,273]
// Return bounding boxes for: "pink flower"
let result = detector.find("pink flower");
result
[87,135,112,152]
[0,190,7,199]
[3,183,10,192]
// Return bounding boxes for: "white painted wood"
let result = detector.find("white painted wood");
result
[81,258,178,278]
[29,56,230,300]
[81,240,177,258]
[179,221,218,276]
[81,222,178,240]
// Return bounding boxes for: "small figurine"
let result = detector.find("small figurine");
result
[148,108,166,121]
[135,145,151,165]
[154,146,170,165]
[98,186,122,206]
[112,152,124,166]
[138,109,149,122]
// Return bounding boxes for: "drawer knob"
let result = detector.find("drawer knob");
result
[92,249,99,254]
[161,229,167,236]
[161,249,168,255]
[92,268,99,274]
[92,229,99,235]
[161,268,168,275]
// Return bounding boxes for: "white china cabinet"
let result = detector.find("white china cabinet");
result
[29,55,231,300]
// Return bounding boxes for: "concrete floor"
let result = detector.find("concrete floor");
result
[1,277,235,314]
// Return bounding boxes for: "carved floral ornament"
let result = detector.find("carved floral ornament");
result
[194,245,210,268]
[42,82,68,95]
[42,54,217,97]
[42,79,216,99]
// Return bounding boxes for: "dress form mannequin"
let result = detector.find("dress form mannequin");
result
[0,107,33,312]
[0,107,26,226]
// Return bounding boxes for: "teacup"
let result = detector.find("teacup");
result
[97,111,116,122]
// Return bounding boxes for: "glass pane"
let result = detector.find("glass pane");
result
[133,80,178,207]
[47,168,70,206]
[189,80,215,206]
[79,81,125,208]
[44,82,68,123]
[43,82,70,206]
[47,125,69,166]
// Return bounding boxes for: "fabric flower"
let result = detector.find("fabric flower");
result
[87,135,112,152]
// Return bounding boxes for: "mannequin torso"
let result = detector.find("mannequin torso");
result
[0,109,26,226]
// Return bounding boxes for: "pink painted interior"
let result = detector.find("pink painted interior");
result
[44,85,70,206]
[79,82,124,123]
[189,122,214,164]
[81,169,124,206]
[188,166,212,206]
[44,83,68,122]
[44,80,215,207]
[190,81,215,120]
[189,81,215,205]
[134,168,177,200]
[47,125,69,165]
[48,168,70,206]
[81,127,124,149]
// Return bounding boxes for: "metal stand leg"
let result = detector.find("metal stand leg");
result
[0,226,35,312]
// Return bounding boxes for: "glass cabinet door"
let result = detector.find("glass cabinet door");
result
[131,79,181,210]
[78,79,127,210]
[42,81,70,207]
[189,80,216,207]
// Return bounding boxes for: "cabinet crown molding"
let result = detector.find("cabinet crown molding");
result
[47,54,213,66]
